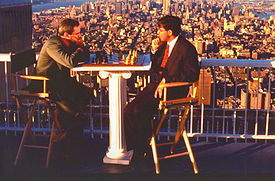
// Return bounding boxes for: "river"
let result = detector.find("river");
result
[32,0,95,12]
[33,0,274,20]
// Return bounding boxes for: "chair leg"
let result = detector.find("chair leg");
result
[46,121,55,168]
[45,101,62,132]
[170,105,190,154]
[14,99,38,166]
[150,136,160,174]
[182,128,198,174]
[14,119,31,166]
[53,109,62,132]
[45,105,60,168]
[155,108,168,135]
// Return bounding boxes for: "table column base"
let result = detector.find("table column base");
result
[103,150,133,165]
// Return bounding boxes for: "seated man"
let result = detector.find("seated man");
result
[33,18,93,164]
[124,15,200,160]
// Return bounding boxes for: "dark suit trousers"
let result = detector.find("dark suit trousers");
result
[50,77,92,158]
[124,82,159,152]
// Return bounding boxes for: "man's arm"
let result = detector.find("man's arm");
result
[46,39,90,69]
[164,41,200,83]
[154,78,166,98]
[178,44,200,83]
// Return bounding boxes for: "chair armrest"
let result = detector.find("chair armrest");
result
[11,74,50,94]
[12,74,49,81]
[11,90,49,98]
[158,82,192,88]
[159,97,198,109]
[158,81,197,107]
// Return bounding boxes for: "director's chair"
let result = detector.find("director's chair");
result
[150,81,199,174]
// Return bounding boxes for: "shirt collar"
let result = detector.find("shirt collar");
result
[60,37,71,47]
[167,35,179,56]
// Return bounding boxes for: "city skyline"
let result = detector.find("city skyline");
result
[29,0,274,110]
[31,0,274,60]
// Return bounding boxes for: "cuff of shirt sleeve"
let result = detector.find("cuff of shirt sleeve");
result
[77,47,84,52]
[151,49,157,54]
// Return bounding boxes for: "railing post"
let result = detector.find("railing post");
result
[4,61,9,134]
[265,68,272,136]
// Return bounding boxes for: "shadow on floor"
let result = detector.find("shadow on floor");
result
[1,134,275,180]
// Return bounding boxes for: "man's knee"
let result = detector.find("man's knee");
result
[125,104,142,121]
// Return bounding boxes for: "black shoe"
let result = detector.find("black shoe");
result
[131,150,146,169]
[131,144,151,164]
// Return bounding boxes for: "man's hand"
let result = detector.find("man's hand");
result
[68,33,84,47]
[154,78,166,98]
[151,37,161,52]
[74,37,84,47]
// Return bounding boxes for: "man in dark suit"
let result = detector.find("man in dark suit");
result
[35,18,93,165]
[124,15,200,159]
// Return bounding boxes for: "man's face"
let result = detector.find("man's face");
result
[69,25,82,43]
[157,25,170,42]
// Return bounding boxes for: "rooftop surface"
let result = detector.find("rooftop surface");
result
[1,134,275,181]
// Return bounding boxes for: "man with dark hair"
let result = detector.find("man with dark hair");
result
[157,15,182,36]
[58,18,80,36]
[124,15,200,161]
[35,18,93,166]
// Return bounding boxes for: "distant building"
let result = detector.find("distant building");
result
[185,0,194,9]
[195,40,205,55]
[232,6,240,17]
[115,2,122,15]
[155,0,162,5]
[0,0,32,53]
[197,69,211,105]
[214,27,223,38]
[219,47,235,58]
[185,7,190,20]
[240,79,270,110]
[162,0,170,15]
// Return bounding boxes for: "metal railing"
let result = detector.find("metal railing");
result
[0,53,274,142]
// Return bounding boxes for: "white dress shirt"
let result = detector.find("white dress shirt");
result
[167,35,179,57]
[151,35,179,56]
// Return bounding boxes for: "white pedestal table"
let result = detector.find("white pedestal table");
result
[71,56,151,165]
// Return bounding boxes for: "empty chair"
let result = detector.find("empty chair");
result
[150,81,199,174]
[11,48,66,168]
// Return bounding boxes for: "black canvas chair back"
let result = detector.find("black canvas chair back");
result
[11,48,36,73]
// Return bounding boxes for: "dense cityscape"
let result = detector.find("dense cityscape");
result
[0,0,274,109]
[32,0,275,60]
[30,0,275,110]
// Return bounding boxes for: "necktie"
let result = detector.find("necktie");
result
[160,44,169,68]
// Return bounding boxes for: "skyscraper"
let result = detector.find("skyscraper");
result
[162,0,171,15]
[115,1,122,15]
[0,0,32,53]
[186,0,194,9]
[232,6,240,17]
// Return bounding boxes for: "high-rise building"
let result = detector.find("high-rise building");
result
[162,0,170,15]
[232,6,240,17]
[185,7,190,20]
[0,0,32,53]
[155,0,162,5]
[115,1,122,15]
[185,0,194,9]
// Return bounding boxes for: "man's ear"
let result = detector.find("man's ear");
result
[168,30,173,36]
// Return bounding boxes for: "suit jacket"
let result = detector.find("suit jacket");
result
[150,36,200,99]
[36,35,89,80]
[33,35,92,110]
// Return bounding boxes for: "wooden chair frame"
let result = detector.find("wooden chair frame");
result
[150,81,199,174]
[10,50,66,168]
